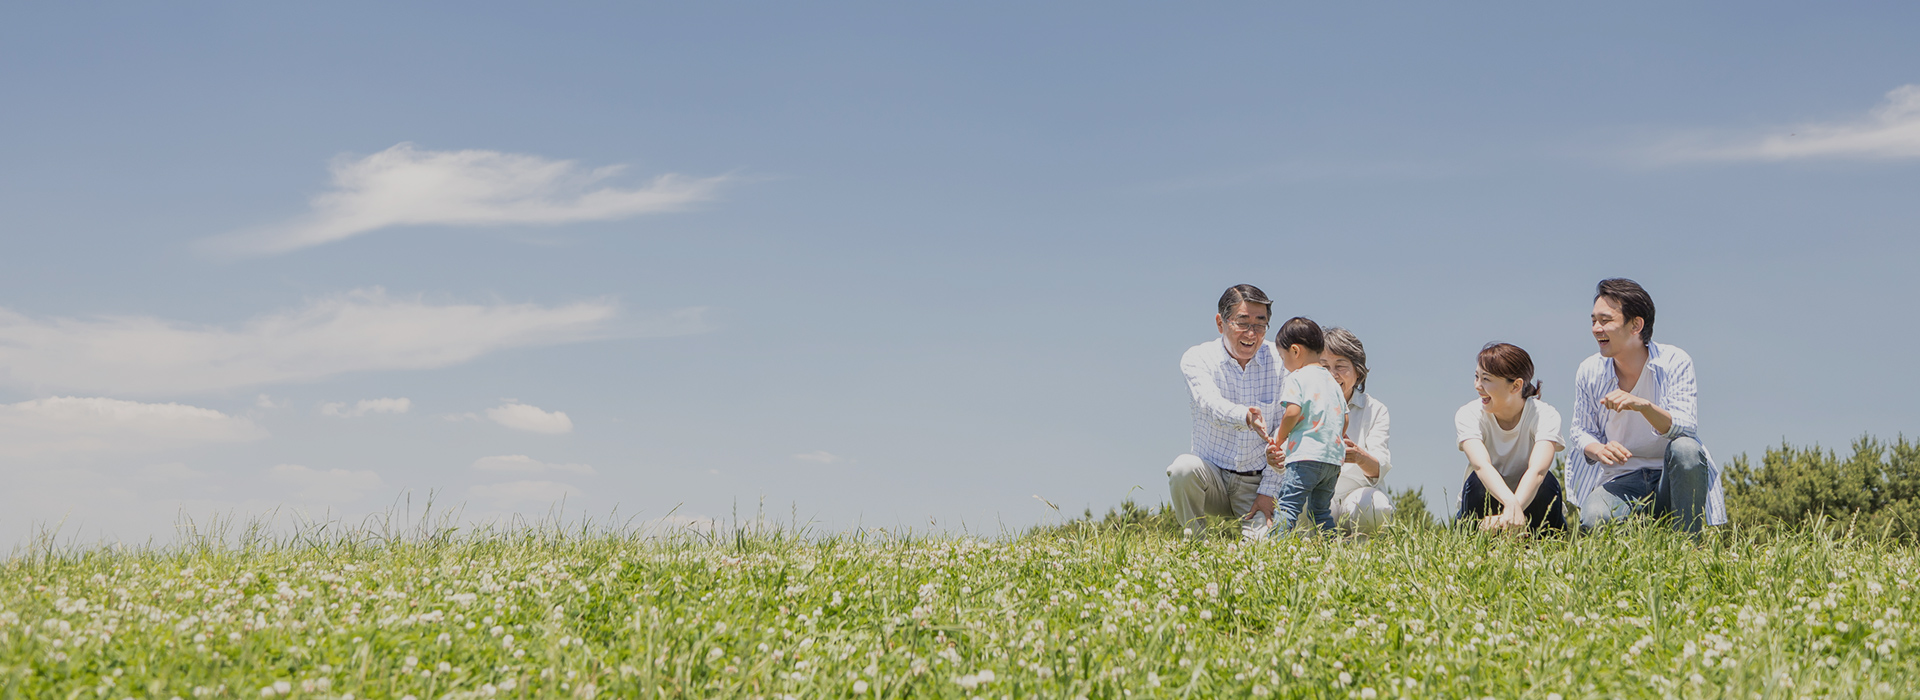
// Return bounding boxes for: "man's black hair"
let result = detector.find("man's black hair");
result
[1595,278,1655,342]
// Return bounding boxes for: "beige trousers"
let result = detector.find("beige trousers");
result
[1167,454,1267,540]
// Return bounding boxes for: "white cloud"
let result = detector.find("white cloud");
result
[0,288,684,396]
[486,401,573,434]
[466,480,584,509]
[792,450,843,464]
[0,397,266,458]
[268,464,385,503]
[256,394,286,409]
[1659,84,1920,162]
[201,142,726,257]
[320,397,412,417]
[471,454,595,476]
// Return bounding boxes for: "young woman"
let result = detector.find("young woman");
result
[1454,342,1567,531]
[1321,328,1395,534]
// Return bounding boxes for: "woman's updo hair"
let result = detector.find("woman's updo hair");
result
[1477,342,1542,399]
[1323,327,1369,394]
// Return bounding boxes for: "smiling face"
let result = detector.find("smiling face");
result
[1591,296,1644,359]
[1474,365,1525,413]
[1215,301,1271,364]
[1323,353,1357,400]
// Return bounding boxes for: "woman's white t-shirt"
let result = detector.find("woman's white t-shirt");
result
[1455,397,1565,488]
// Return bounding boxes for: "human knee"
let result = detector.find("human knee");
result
[1580,489,1628,529]
[1365,489,1396,516]
[1667,437,1707,469]
[1167,454,1207,479]
[1342,488,1394,531]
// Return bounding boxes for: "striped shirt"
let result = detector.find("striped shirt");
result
[1181,338,1286,476]
[1566,341,1727,526]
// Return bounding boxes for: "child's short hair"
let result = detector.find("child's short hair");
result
[1274,317,1324,353]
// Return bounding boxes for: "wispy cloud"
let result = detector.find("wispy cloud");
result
[486,401,573,434]
[0,397,266,458]
[792,450,843,464]
[0,288,693,396]
[471,454,595,476]
[320,397,412,418]
[201,143,726,257]
[1654,85,1920,162]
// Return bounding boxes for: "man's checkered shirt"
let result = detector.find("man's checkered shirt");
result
[1181,338,1287,475]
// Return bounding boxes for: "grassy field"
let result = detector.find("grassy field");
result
[2,509,1916,699]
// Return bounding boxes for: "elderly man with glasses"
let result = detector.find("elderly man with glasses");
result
[1166,284,1287,540]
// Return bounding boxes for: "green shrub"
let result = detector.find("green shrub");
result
[1724,434,1920,538]
[1387,485,1436,528]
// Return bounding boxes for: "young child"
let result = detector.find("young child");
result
[1257,317,1349,535]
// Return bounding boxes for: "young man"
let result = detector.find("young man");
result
[1167,284,1286,540]
[1567,278,1725,532]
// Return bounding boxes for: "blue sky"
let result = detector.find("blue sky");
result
[3,3,1917,545]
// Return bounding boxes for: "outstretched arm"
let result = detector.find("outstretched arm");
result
[1181,351,1260,430]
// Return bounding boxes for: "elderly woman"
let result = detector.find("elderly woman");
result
[1322,328,1396,533]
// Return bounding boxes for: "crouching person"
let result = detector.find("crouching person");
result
[1167,285,1286,540]
[1568,278,1725,532]
[1455,342,1568,532]
[1321,327,1396,534]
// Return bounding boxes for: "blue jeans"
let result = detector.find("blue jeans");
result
[1269,460,1340,536]
[1456,470,1567,531]
[1579,436,1712,533]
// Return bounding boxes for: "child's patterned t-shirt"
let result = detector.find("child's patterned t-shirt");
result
[1277,364,1348,466]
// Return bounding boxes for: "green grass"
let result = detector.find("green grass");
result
[3,509,1917,699]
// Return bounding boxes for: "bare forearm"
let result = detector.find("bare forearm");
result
[1639,403,1673,435]
[1473,464,1520,505]
[1510,442,1560,508]
[1354,452,1380,479]
[1509,468,1548,508]
[1276,405,1303,440]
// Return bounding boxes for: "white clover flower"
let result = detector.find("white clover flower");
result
[1338,671,1352,685]
[1360,689,1377,699]
[852,680,868,694]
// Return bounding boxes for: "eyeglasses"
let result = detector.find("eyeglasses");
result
[1226,320,1269,333]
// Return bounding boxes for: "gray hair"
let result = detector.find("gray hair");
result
[1323,327,1369,394]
